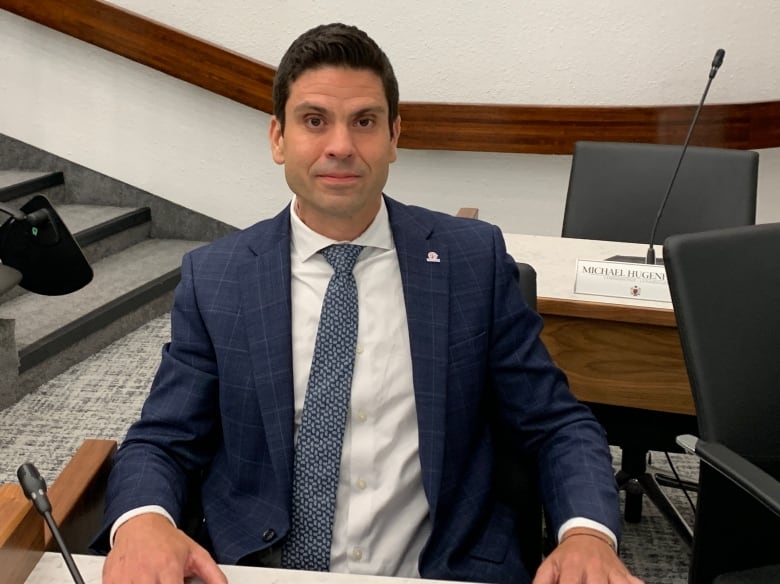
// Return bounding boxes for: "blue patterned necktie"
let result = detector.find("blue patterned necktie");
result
[281,243,363,571]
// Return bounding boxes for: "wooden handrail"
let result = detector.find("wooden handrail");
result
[3,0,780,154]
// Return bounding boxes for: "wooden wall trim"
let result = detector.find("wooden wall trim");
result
[1,0,276,113]
[3,0,780,154]
[399,101,780,154]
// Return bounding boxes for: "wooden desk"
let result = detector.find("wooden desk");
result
[1,439,116,584]
[0,485,44,584]
[503,233,693,416]
[26,552,467,583]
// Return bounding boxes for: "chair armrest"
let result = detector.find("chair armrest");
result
[0,484,45,584]
[677,434,780,517]
[46,439,117,553]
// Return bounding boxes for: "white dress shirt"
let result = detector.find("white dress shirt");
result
[290,197,429,576]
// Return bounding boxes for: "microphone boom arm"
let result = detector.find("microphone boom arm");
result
[17,462,86,584]
[646,48,725,264]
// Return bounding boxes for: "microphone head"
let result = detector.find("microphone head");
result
[710,48,725,78]
[17,462,52,514]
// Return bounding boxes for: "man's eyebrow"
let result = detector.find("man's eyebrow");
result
[353,106,386,118]
[292,102,329,115]
[291,103,387,117]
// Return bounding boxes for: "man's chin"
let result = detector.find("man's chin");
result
[311,192,380,219]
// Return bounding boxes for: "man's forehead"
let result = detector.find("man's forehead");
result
[287,67,389,112]
[290,66,383,93]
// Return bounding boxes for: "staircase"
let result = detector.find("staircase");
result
[0,140,236,409]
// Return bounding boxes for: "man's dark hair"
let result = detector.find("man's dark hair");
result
[272,23,400,135]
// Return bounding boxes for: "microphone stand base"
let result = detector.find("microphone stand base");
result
[605,255,665,266]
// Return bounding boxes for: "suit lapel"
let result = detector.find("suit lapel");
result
[386,197,450,518]
[238,208,295,493]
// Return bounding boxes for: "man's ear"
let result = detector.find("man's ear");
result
[269,116,285,164]
[389,116,401,163]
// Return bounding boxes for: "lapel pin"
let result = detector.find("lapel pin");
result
[426,251,441,263]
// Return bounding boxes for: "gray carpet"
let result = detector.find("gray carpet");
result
[0,314,697,582]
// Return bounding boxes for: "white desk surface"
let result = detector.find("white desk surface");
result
[502,232,671,310]
[26,552,465,584]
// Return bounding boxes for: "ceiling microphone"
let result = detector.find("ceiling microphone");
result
[646,48,726,265]
[17,462,86,584]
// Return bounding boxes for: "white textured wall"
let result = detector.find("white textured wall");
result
[1,2,779,234]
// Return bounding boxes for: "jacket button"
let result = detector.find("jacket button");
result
[262,529,276,542]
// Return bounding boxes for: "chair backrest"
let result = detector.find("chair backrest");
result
[516,262,537,312]
[665,222,780,583]
[665,223,780,462]
[562,141,758,244]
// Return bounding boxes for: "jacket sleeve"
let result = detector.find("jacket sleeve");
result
[486,225,622,539]
[91,251,222,552]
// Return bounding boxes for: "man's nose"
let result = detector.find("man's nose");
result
[325,125,354,158]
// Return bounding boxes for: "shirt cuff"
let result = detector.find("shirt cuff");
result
[557,517,618,550]
[109,505,176,548]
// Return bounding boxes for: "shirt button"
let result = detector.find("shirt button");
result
[356,410,368,422]
[352,547,363,561]
[356,479,367,490]
[356,344,364,355]
[262,529,276,542]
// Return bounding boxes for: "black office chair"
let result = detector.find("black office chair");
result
[0,194,93,295]
[562,141,758,245]
[560,140,759,541]
[664,223,780,583]
[515,262,537,313]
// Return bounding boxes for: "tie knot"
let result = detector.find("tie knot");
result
[320,244,363,274]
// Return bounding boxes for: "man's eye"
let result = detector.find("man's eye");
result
[305,117,323,128]
[356,118,375,128]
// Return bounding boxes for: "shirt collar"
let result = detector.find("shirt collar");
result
[290,195,395,262]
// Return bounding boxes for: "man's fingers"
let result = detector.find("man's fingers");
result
[531,561,557,584]
[102,513,222,584]
[187,545,228,584]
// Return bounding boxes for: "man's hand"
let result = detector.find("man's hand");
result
[103,513,227,584]
[533,528,644,584]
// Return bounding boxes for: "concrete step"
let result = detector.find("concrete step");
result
[0,170,63,202]
[0,237,205,373]
[3,194,152,260]
[0,146,232,411]
[63,203,153,264]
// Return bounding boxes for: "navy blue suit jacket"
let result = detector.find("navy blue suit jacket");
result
[96,196,620,583]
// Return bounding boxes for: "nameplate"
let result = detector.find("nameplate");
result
[573,259,671,302]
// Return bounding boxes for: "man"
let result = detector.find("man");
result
[96,23,643,584]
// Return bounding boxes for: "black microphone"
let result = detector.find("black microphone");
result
[646,48,726,265]
[17,463,86,584]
